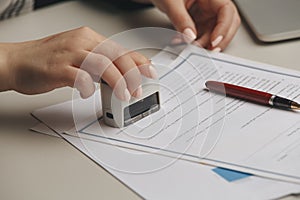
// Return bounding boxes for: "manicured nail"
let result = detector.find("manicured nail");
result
[183,28,197,41]
[123,88,131,101]
[149,65,158,79]
[171,37,184,45]
[134,86,143,99]
[211,35,223,47]
[212,47,221,52]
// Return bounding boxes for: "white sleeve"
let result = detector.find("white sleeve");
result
[0,0,34,20]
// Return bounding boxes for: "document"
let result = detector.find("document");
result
[33,45,300,183]
[31,122,300,200]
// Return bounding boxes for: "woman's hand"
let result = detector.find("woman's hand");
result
[141,0,241,51]
[0,27,157,100]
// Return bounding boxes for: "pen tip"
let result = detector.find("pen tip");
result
[291,102,300,110]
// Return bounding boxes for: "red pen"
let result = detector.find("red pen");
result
[205,81,300,110]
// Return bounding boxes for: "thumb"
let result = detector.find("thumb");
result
[163,0,197,41]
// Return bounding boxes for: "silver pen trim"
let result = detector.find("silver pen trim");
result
[268,95,276,106]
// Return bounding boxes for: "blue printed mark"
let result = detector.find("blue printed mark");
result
[212,167,252,182]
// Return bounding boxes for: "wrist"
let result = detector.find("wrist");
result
[0,43,14,91]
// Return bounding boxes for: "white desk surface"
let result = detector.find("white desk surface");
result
[0,1,299,200]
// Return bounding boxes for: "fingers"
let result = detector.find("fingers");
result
[130,51,158,80]
[101,61,131,102]
[93,32,159,99]
[63,66,95,99]
[63,58,133,101]
[12,26,155,99]
[194,31,211,48]
[62,27,158,100]
[114,54,143,98]
[76,51,113,77]
[159,0,197,42]
[215,17,240,51]
[75,47,156,101]
[63,28,156,100]
[92,39,159,98]
[210,2,241,51]
[77,51,135,101]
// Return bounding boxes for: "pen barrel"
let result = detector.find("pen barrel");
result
[205,81,272,105]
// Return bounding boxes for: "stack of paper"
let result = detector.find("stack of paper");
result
[31,45,300,199]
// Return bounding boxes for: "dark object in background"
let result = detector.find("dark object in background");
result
[35,0,152,11]
[105,0,152,10]
[84,0,152,10]
[34,0,67,9]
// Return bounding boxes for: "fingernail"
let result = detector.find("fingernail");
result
[171,37,184,45]
[134,86,143,99]
[183,28,197,41]
[149,65,158,79]
[211,35,223,47]
[123,88,131,101]
[212,47,221,53]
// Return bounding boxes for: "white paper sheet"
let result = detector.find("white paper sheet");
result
[32,45,300,183]
[31,122,300,200]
